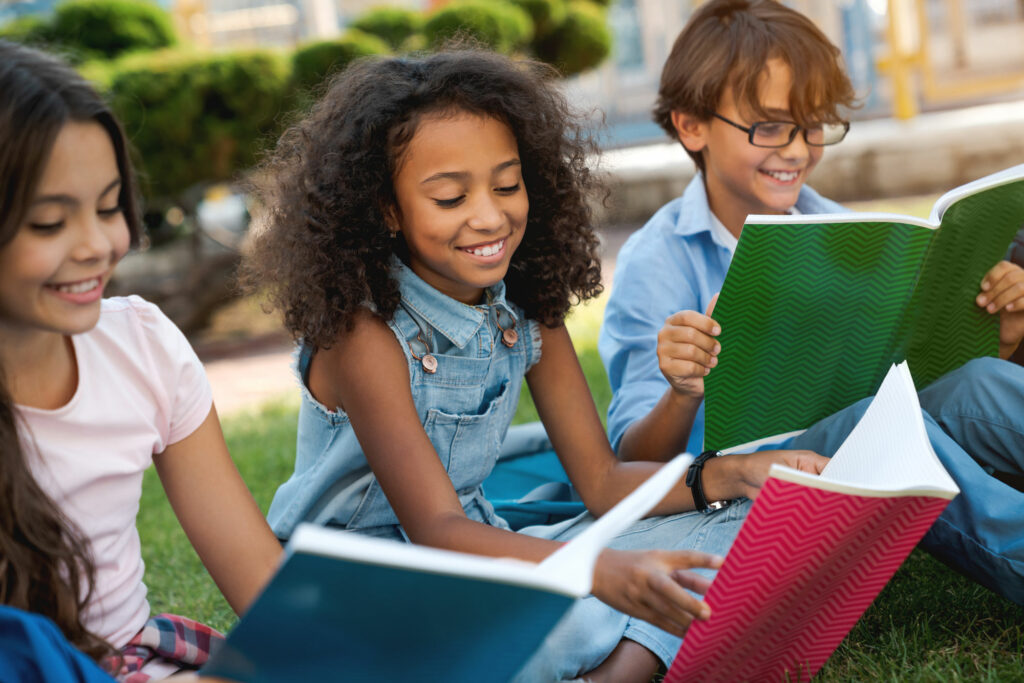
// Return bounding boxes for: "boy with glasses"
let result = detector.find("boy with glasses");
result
[601,0,1024,605]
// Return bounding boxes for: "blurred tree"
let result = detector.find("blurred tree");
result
[47,0,176,62]
[291,30,390,93]
[350,6,423,50]
[423,1,533,53]
[0,14,54,45]
[509,0,567,39]
[534,1,610,76]
[86,49,288,202]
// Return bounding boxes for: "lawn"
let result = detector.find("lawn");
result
[138,195,1024,680]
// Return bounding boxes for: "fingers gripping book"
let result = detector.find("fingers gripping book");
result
[706,163,1024,450]
[202,454,693,682]
[666,362,959,683]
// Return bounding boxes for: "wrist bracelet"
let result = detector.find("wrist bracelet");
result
[686,449,733,514]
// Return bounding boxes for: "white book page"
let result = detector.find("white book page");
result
[818,362,958,496]
[537,453,692,594]
[930,163,1024,223]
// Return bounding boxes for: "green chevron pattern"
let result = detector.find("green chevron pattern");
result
[904,181,1024,386]
[706,220,930,449]
[706,176,1024,450]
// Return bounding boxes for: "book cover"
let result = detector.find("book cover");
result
[705,163,1024,450]
[666,363,958,683]
[202,454,693,682]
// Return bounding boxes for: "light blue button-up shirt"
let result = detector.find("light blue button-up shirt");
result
[599,174,846,453]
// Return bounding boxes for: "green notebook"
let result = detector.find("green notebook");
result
[706,163,1024,451]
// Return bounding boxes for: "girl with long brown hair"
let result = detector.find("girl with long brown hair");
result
[0,40,281,680]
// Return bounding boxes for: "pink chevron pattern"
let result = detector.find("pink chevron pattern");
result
[665,477,950,683]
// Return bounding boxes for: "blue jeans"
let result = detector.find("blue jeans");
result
[510,500,750,681]
[789,357,1024,605]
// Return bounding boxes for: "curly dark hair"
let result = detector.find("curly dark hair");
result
[242,48,603,349]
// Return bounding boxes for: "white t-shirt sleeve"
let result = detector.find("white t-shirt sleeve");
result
[127,296,213,446]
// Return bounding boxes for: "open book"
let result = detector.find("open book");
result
[705,163,1024,450]
[202,453,692,682]
[666,362,958,682]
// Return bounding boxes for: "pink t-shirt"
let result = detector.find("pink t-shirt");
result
[17,296,212,647]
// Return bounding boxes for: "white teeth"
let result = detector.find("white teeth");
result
[468,239,504,257]
[764,170,799,182]
[55,278,100,294]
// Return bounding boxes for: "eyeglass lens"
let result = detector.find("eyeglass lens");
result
[750,121,848,147]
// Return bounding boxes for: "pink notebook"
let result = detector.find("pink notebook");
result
[666,362,958,683]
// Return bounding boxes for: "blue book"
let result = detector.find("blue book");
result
[202,454,693,682]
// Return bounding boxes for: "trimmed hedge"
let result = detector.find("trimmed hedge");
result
[48,0,176,61]
[509,0,567,38]
[291,30,390,93]
[350,6,423,50]
[535,1,611,76]
[87,50,289,201]
[423,1,533,53]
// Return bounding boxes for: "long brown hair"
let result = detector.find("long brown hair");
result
[0,39,140,660]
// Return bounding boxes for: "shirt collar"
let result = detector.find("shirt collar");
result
[391,256,519,349]
[673,174,734,253]
[673,173,820,248]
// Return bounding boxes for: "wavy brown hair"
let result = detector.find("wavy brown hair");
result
[653,0,857,174]
[0,39,137,661]
[242,48,603,349]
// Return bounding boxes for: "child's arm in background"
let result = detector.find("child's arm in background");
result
[154,406,283,616]
[613,301,824,495]
[977,260,1024,359]
[617,296,719,464]
[313,310,719,638]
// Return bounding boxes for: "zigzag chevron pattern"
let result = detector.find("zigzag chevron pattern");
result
[664,477,950,683]
[706,177,1024,451]
[905,182,1024,386]
[705,221,931,449]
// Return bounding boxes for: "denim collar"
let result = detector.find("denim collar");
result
[392,256,519,349]
[672,173,841,249]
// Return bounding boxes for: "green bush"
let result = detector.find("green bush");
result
[350,6,423,50]
[94,50,288,201]
[424,1,533,53]
[534,1,610,76]
[510,0,566,38]
[290,29,390,93]
[0,14,55,46]
[47,0,177,61]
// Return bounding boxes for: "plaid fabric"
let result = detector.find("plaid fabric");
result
[106,614,224,683]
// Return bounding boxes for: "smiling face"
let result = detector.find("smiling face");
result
[673,58,825,237]
[0,120,130,343]
[390,111,528,305]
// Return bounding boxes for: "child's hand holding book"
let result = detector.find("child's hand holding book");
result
[591,548,723,638]
[977,260,1024,358]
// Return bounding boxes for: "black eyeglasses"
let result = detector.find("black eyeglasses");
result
[712,113,850,148]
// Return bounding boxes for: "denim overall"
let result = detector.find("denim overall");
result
[267,259,539,541]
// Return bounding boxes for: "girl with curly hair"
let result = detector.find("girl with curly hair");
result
[245,48,825,681]
[0,40,281,680]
